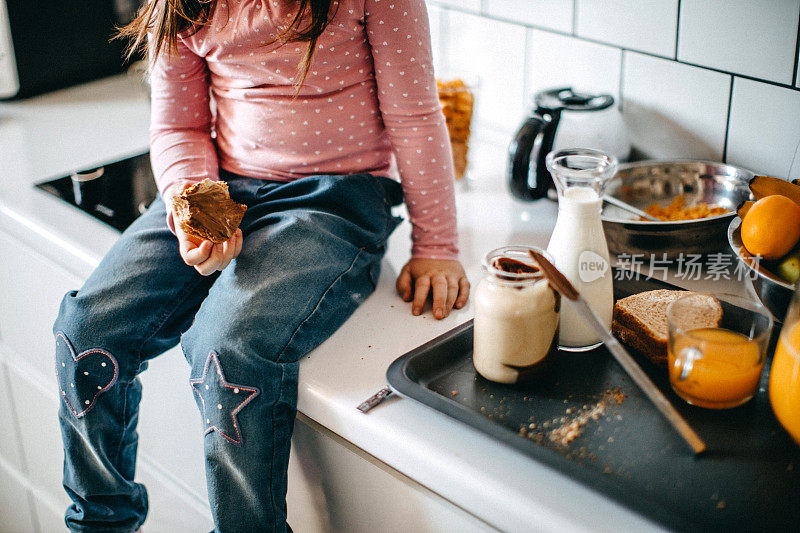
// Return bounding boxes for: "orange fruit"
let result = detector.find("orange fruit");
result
[741,195,800,260]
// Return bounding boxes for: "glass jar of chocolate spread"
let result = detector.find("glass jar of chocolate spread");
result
[473,246,560,384]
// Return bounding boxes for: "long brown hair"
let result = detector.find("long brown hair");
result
[117,0,337,88]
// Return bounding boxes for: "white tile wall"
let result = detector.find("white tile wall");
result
[790,137,800,178]
[441,10,528,133]
[796,44,800,87]
[527,29,622,98]
[430,0,800,173]
[525,30,629,156]
[431,0,480,14]
[575,0,679,58]
[678,0,800,85]
[484,0,573,34]
[427,5,444,71]
[621,52,731,160]
[726,77,800,178]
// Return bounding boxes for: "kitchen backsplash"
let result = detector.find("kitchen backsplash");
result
[426,0,800,179]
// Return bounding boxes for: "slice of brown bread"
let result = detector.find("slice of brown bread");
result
[611,289,723,366]
[172,179,247,243]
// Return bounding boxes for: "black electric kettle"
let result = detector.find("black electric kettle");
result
[508,87,616,200]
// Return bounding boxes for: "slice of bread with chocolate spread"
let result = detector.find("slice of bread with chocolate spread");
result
[172,179,247,243]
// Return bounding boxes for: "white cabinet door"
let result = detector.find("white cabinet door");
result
[31,498,67,533]
[8,359,216,533]
[135,462,214,533]
[136,346,210,501]
[287,417,495,533]
[0,232,83,384]
[4,363,71,513]
[0,358,24,470]
[0,462,37,533]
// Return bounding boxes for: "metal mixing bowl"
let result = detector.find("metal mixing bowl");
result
[601,160,754,258]
[728,217,795,322]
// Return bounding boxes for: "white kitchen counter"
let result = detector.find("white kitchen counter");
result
[1,74,747,532]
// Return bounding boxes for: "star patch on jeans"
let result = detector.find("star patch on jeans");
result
[55,332,119,418]
[190,352,260,445]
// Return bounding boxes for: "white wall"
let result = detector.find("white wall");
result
[427,0,800,179]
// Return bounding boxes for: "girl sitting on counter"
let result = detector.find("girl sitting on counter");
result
[52,0,469,530]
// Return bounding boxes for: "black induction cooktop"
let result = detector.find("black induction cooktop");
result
[36,152,158,232]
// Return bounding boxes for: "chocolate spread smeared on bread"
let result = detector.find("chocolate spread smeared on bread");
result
[611,289,722,366]
[172,179,247,243]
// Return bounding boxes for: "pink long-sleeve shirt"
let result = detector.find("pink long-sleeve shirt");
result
[149,0,458,259]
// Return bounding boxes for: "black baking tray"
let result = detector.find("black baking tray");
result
[386,271,800,532]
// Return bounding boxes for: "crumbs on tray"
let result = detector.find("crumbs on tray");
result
[518,388,626,448]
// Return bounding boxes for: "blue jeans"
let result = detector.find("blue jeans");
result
[53,172,402,532]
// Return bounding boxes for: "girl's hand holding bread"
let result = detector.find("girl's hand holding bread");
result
[166,180,245,276]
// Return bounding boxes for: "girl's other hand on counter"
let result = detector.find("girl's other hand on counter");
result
[396,258,470,319]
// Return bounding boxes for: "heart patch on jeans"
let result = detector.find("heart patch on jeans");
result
[55,332,119,418]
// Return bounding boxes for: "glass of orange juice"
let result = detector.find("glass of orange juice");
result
[667,293,773,409]
[770,285,800,445]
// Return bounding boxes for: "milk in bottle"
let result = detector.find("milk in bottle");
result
[545,149,617,351]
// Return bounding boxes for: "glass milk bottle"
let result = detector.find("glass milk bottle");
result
[545,148,617,351]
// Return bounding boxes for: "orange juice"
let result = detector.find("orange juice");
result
[668,327,764,409]
[769,322,800,445]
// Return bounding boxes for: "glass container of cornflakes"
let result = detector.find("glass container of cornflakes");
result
[437,76,478,182]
